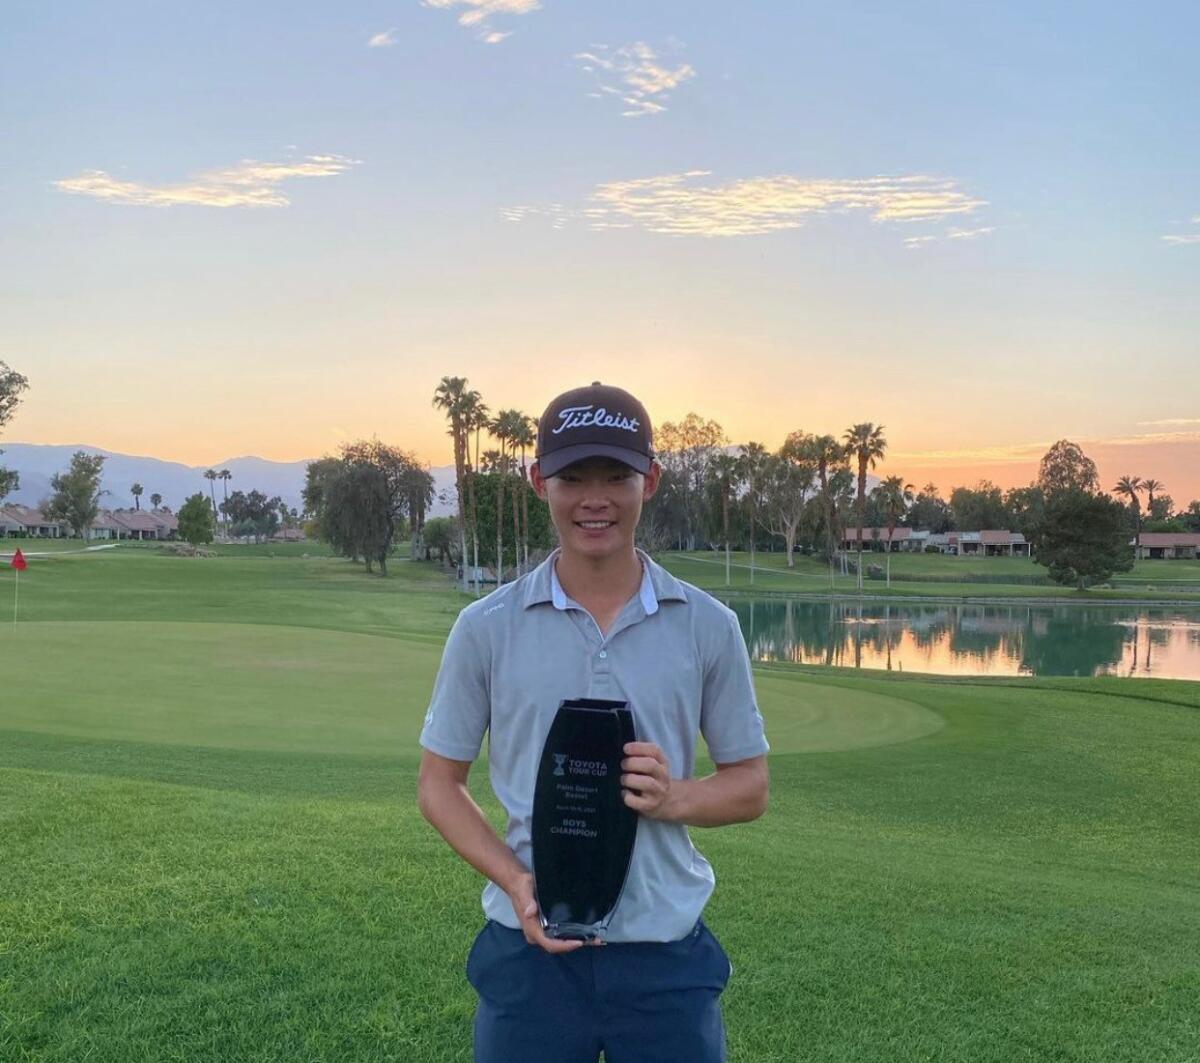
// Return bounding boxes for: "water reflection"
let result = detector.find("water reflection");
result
[725,598,1200,680]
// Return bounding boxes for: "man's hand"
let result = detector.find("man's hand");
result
[504,871,592,955]
[621,741,677,820]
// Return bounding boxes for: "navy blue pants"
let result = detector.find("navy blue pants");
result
[467,920,731,1063]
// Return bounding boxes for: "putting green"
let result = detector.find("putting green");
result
[3,621,942,760]
[753,674,944,753]
[2,621,441,755]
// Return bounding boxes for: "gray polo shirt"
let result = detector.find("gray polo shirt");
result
[420,546,769,943]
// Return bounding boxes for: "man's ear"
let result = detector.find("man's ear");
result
[530,461,549,500]
[642,460,662,501]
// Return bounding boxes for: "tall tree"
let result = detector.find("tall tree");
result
[1182,501,1200,533]
[323,463,392,573]
[908,483,953,533]
[656,415,728,551]
[493,409,529,578]
[1004,484,1045,551]
[403,459,435,559]
[204,469,219,525]
[177,492,215,546]
[512,413,537,573]
[1037,490,1135,591]
[706,452,742,586]
[873,475,914,587]
[0,360,29,502]
[432,377,473,592]
[45,451,106,537]
[150,493,162,509]
[842,422,887,590]
[761,451,815,569]
[462,390,490,593]
[302,457,347,544]
[1037,440,1099,498]
[794,432,847,588]
[736,442,770,584]
[219,469,232,533]
[131,482,143,510]
[1141,478,1166,522]
[489,410,516,585]
[337,439,434,574]
[829,468,856,575]
[950,480,1008,531]
[222,489,283,543]
[1112,475,1144,555]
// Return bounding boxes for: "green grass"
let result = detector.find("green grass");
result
[663,550,1200,602]
[1,549,1198,1061]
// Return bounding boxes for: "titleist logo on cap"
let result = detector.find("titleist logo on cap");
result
[551,404,641,436]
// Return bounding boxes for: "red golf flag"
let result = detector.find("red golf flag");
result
[10,548,27,571]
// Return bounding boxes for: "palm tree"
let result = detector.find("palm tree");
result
[462,391,490,594]
[512,413,537,573]
[130,483,143,510]
[708,452,742,587]
[842,423,888,590]
[874,475,915,588]
[490,410,523,586]
[736,442,769,584]
[432,377,473,592]
[150,492,162,509]
[800,433,847,590]
[203,468,218,524]
[1113,475,1144,556]
[829,469,856,576]
[219,469,232,533]
[1142,478,1165,522]
[495,409,529,577]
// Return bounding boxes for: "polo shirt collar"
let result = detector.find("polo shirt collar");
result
[522,547,687,612]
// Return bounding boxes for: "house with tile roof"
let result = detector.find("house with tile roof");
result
[1133,532,1200,560]
[0,504,65,537]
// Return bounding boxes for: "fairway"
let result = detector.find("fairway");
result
[2,547,1199,1062]
[2,620,938,757]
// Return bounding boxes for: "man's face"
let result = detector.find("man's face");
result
[531,456,661,560]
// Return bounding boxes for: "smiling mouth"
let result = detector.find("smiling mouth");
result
[575,520,616,529]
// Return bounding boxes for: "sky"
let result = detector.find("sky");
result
[2,1,1198,502]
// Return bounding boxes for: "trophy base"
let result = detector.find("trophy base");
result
[545,921,607,942]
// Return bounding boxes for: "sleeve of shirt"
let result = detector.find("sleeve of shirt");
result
[700,608,770,764]
[419,607,491,762]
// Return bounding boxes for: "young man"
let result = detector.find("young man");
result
[418,382,769,1063]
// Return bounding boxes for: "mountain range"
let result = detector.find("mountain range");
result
[0,443,460,517]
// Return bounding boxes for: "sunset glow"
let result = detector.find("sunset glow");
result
[3,4,1197,501]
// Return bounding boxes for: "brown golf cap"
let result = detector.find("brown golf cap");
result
[535,382,654,477]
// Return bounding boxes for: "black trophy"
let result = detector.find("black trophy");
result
[531,698,638,940]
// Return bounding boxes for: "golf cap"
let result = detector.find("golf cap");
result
[535,382,654,477]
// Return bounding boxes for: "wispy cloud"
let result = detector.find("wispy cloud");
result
[1162,213,1200,244]
[575,41,696,117]
[1138,417,1200,428]
[947,226,994,239]
[506,171,987,239]
[891,427,1200,467]
[421,0,539,42]
[368,29,397,47]
[1096,429,1200,447]
[904,235,937,250]
[55,154,359,208]
[500,203,570,229]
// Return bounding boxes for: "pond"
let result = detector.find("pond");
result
[723,598,1200,681]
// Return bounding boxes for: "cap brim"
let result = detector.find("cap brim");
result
[537,443,652,478]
